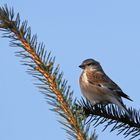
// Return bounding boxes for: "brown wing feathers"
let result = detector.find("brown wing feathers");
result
[86,71,133,101]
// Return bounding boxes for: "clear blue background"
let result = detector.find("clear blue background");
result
[0,1,140,140]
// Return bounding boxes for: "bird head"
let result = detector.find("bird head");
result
[79,58,100,70]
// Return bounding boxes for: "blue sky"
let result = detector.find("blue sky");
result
[0,1,140,140]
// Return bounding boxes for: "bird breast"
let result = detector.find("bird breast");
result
[79,71,111,104]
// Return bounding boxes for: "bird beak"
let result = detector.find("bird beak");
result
[79,64,84,69]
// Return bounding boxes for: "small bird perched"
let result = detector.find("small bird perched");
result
[79,58,132,115]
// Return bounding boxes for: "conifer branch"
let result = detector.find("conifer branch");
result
[77,99,140,140]
[0,5,96,140]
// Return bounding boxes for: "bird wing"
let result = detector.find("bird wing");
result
[86,70,132,101]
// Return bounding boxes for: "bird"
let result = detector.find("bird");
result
[79,58,132,115]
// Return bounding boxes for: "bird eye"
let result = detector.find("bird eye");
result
[87,63,92,66]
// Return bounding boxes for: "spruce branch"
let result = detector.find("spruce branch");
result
[76,99,140,140]
[0,5,96,140]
